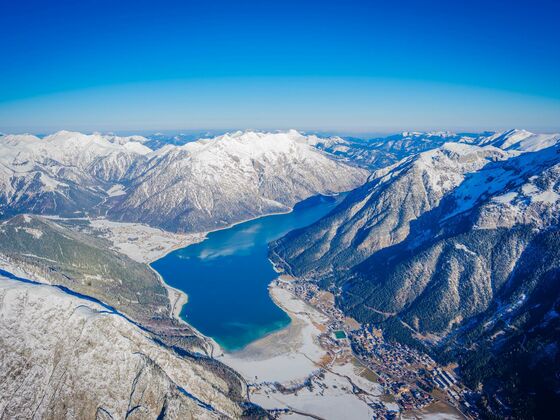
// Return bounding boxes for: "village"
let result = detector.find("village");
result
[275,277,479,419]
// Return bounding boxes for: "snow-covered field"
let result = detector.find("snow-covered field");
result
[219,285,386,419]
[88,218,205,263]
[251,370,378,420]
[219,286,326,382]
[88,218,204,319]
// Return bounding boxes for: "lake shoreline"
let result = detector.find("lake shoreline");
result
[218,279,392,419]
[148,205,298,326]
[144,201,316,356]
[217,280,328,380]
[150,193,345,350]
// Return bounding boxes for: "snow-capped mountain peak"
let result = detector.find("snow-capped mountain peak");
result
[113,130,368,231]
[0,129,368,230]
[477,128,560,152]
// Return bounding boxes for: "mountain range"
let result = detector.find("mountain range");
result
[270,128,560,417]
[0,130,367,231]
[1,128,559,418]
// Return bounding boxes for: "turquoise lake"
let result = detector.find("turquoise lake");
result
[151,194,342,351]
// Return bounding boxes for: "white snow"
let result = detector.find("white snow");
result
[219,285,383,419]
[87,218,205,263]
[492,191,518,204]
[522,184,539,195]
[106,184,127,197]
[21,227,43,239]
[251,370,376,420]
[0,275,240,419]
[453,243,477,257]
[532,190,560,203]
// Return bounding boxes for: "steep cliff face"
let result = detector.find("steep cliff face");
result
[0,276,244,419]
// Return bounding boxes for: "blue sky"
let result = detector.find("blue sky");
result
[1,0,559,134]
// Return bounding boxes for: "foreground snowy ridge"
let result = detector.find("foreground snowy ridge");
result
[0,275,242,419]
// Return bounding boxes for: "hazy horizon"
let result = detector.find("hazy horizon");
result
[2,126,553,140]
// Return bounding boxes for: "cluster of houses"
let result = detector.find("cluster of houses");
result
[273,277,477,418]
[351,326,477,417]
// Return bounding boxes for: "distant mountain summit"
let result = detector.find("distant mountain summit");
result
[109,129,368,231]
[0,129,368,231]
[477,128,560,151]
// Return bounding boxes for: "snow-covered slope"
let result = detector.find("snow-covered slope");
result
[340,140,560,335]
[271,142,512,275]
[0,131,152,217]
[0,276,242,419]
[271,129,560,277]
[477,128,560,152]
[109,130,368,231]
[447,141,560,228]
[0,130,367,232]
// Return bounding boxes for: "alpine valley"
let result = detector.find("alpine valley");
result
[1,128,559,419]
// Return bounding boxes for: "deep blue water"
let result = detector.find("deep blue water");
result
[151,194,342,351]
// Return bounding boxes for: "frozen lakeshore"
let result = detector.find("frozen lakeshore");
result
[218,283,389,419]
